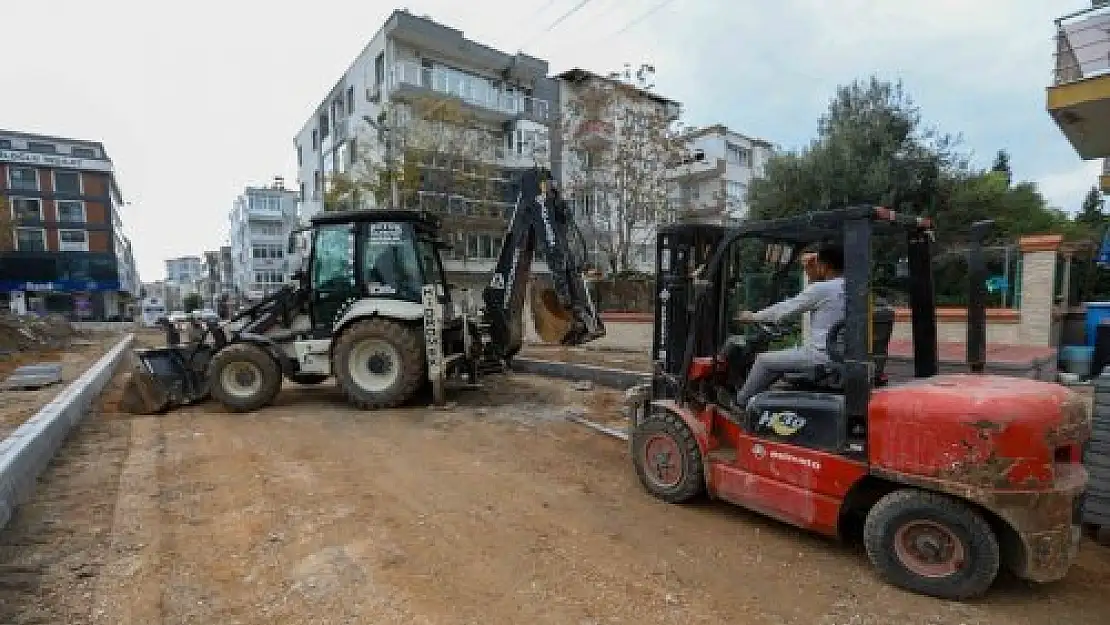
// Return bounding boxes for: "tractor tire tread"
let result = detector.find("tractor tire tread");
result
[206,342,283,413]
[333,318,424,410]
[863,488,1000,601]
[630,409,705,504]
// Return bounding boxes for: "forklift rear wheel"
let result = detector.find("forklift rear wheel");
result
[333,318,425,410]
[207,343,283,413]
[863,488,1000,601]
[631,410,705,503]
[288,373,329,385]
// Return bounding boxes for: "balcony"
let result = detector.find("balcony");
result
[1048,4,1110,159]
[573,119,615,150]
[667,153,726,181]
[388,61,551,124]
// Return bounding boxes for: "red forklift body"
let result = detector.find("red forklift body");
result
[633,207,1091,599]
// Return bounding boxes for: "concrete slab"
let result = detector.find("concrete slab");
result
[0,363,64,390]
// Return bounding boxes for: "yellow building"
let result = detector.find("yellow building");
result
[1047,2,1110,192]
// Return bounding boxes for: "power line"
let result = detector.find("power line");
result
[611,0,679,36]
[543,0,594,34]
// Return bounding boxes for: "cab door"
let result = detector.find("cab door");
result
[309,223,358,333]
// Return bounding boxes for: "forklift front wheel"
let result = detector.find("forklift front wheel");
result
[630,411,705,504]
[863,488,1000,601]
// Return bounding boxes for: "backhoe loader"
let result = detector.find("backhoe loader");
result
[119,167,605,414]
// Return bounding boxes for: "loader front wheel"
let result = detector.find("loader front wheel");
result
[333,319,424,410]
[207,343,283,413]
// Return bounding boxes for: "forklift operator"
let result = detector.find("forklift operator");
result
[733,244,845,410]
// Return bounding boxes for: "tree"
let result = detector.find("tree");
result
[323,96,502,214]
[182,292,203,313]
[747,76,1074,304]
[558,63,687,274]
[1077,186,1106,228]
[990,149,1012,187]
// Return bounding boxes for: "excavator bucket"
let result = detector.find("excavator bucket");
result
[530,281,575,344]
[529,276,606,346]
[117,346,211,415]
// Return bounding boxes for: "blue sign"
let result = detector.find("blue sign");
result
[0,280,121,292]
[985,276,1009,293]
[1098,226,1110,268]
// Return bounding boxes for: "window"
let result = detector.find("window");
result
[726,142,752,167]
[15,228,45,251]
[53,170,82,195]
[10,197,42,221]
[313,171,321,199]
[319,113,330,138]
[312,224,354,289]
[374,53,385,86]
[297,144,302,166]
[27,141,55,154]
[72,147,97,158]
[0,139,10,149]
[8,167,38,191]
[58,229,89,252]
[346,86,355,116]
[362,222,423,301]
[300,182,306,202]
[56,200,86,222]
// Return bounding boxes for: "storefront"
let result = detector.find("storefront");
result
[2,279,125,321]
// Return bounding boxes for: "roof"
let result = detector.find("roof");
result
[309,209,442,230]
[682,124,774,149]
[661,206,934,245]
[554,68,681,108]
[0,128,124,202]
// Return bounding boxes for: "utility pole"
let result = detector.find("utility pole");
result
[363,112,401,209]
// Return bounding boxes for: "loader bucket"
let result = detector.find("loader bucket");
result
[118,346,209,415]
[531,283,574,344]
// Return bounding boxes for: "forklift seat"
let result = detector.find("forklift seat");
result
[781,300,895,392]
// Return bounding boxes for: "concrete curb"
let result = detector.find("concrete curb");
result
[510,357,650,389]
[0,333,135,531]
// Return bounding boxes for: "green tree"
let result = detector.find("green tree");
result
[182,293,203,313]
[1077,186,1106,228]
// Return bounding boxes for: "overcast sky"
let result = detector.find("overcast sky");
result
[2,0,1097,281]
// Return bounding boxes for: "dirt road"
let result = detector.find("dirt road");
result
[0,366,1108,624]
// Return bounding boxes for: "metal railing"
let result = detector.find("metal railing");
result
[1052,3,1110,86]
[389,60,551,120]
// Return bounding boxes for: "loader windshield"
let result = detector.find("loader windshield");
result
[362,221,424,301]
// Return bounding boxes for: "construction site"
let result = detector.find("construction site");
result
[0,317,1103,625]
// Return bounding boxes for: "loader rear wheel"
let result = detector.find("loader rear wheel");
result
[333,319,424,410]
[863,488,1000,601]
[207,343,282,413]
[630,410,705,504]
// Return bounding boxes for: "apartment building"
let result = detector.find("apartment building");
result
[293,9,556,289]
[229,178,299,301]
[556,68,684,274]
[669,124,774,224]
[1,130,140,320]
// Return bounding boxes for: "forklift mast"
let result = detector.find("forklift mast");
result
[481,167,606,360]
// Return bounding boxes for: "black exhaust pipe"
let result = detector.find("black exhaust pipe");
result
[967,220,994,374]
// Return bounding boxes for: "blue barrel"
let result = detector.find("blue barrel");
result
[1085,302,1110,346]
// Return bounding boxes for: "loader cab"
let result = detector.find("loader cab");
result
[305,210,450,333]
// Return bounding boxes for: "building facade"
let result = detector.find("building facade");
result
[556,68,684,274]
[669,124,774,224]
[228,178,299,302]
[293,9,556,290]
[0,130,140,320]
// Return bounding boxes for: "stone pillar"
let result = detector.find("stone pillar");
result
[1018,234,1063,346]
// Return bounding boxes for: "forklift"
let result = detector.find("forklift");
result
[630,206,1091,600]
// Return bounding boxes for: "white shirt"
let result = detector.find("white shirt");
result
[750,276,846,357]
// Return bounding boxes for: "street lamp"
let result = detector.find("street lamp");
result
[363,112,400,209]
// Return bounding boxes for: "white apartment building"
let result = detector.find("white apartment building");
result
[292,9,556,290]
[164,256,202,285]
[228,178,299,301]
[556,68,684,274]
[670,124,774,224]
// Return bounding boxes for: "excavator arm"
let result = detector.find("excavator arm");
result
[481,167,606,360]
